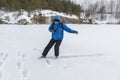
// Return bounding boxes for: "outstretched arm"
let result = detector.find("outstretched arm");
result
[63,23,78,34]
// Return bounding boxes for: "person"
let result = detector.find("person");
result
[41,15,78,58]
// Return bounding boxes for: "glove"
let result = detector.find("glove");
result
[74,31,78,34]
[50,29,56,33]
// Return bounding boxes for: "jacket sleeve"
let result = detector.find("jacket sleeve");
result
[48,24,53,32]
[63,23,76,33]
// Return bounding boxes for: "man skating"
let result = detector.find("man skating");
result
[41,15,78,58]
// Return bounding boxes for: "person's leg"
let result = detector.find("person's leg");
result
[42,39,55,57]
[54,40,62,57]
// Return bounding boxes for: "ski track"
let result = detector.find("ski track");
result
[0,51,8,79]
[32,48,42,53]
[0,50,114,80]
[0,48,106,80]
[37,52,105,70]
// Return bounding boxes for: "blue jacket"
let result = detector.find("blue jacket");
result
[48,15,76,40]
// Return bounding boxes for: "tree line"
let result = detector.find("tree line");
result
[82,0,120,21]
[0,0,81,17]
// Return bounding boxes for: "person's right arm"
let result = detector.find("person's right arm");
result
[48,24,56,33]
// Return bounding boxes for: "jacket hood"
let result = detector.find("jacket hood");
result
[53,15,61,22]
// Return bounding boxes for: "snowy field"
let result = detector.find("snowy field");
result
[0,24,120,80]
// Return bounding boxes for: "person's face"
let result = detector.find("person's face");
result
[54,20,59,24]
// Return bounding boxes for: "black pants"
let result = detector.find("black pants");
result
[42,39,62,57]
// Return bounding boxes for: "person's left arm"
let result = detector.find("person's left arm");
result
[63,23,78,34]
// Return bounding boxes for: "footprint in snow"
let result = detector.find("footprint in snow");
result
[16,52,28,78]
[0,52,8,67]
[0,70,1,79]
[23,68,28,77]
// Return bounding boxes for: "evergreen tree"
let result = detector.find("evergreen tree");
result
[0,0,81,17]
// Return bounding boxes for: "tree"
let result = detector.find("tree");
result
[108,0,115,14]
[0,0,81,17]
[115,0,120,19]
[99,0,106,21]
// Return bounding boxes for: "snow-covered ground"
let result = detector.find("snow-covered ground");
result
[0,10,78,24]
[0,24,120,80]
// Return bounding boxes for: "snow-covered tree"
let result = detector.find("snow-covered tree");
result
[115,0,120,19]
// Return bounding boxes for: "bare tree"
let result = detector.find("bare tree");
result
[89,2,99,19]
[98,0,107,21]
[115,0,120,19]
[108,0,115,14]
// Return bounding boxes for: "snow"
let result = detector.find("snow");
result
[0,10,78,24]
[41,10,78,19]
[0,24,120,80]
[0,10,32,24]
[0,9,119,24]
